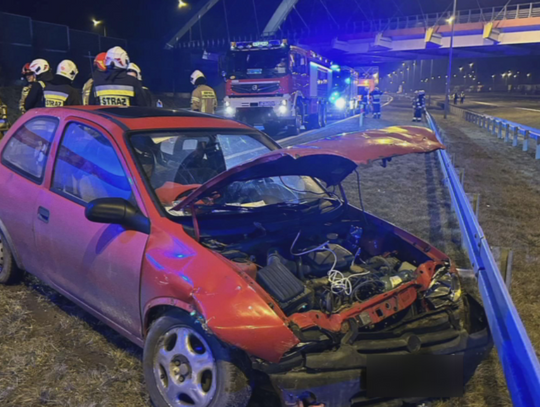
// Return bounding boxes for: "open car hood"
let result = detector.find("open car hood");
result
[173,126,444,211]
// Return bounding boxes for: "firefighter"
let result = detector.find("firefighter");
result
[369,86,382,119]
[82,52,107,105]
[0,97,8,139]
[412,91,423,122]
[190,70,217,114]
[40,60,81,107]
[24,59,54,111]
[19,63,36,114]
[127,63,153,106]
[89,46,149,107]
[460,91,465,104]
[453,92,459,105]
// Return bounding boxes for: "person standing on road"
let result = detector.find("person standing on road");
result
[89,46,149,107]
[127,63,154,107]
[19,63,36,114]
[41,60,81,107]
[190,70,217,114]
[24,59,54,111]
[460,91,465,104]
[370,87,382,119]
[82,52,107,105]
[453,92,459,105]
[412,92,423,122]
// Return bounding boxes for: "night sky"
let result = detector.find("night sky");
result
[0,0,525,43]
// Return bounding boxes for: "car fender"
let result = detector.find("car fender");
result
[141,226,300,363]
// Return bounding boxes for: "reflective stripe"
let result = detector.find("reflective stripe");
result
[96,89,135,97]
[191,96,201,102]
[96,85,133,92]
[44,91,68,101]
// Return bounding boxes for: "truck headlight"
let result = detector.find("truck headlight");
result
[281,99,287,106]
[225,100,230,107]
[225,106,235,116]
[278,105,288,114]
[335,98,346,109]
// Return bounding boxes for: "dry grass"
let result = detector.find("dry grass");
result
[0,100,511,406]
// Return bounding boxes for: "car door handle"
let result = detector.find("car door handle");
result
[37,206,50,223]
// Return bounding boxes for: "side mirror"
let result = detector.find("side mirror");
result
[85,198,150,234]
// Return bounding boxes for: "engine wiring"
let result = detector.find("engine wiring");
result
[290,230,370,297]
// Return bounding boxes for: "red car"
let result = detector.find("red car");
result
[0,107,491,407]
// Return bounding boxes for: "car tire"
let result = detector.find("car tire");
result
[0,230,22,284]
[143,309,252,407]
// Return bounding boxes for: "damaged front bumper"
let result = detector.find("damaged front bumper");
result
[253,294,492,407]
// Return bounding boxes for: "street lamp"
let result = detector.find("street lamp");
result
[92,18,106,36]
[178,0,188,8]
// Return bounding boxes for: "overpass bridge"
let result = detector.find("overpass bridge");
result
[171,2,540,65]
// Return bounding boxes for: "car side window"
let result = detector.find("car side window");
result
[1,117,59,183]
[52,122,133,205]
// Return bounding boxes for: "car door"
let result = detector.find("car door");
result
[33,119,149,338]
[0,116,59,276]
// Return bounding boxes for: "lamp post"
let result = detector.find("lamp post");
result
[444,0,457,119]
[92,19,106,37]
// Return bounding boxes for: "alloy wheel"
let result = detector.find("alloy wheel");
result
[154,326,217,407]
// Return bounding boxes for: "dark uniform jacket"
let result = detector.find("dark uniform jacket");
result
[89,69,149,107]
[41,75,81,107]
[24,71,53,111]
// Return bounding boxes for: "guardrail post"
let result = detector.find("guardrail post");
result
[536,143,540,160]
[513,127,519,147]
[498,121,503,139]
[523,130,530,151]
[501,248,514,290]
[468,193,481,217]
[492,120,498,135]
[505,124,511,142]
[459,168,465,185]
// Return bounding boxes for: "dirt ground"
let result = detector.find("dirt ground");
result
[0,101,513,406]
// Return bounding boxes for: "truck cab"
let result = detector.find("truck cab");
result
[223,40,331,135]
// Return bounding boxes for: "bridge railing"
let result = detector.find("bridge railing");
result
[448,104,540,159]
[426,111,540,407]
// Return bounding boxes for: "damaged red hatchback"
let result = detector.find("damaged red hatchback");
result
[0,107,491,407]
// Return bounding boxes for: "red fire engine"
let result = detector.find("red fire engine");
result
[223,40,332,134]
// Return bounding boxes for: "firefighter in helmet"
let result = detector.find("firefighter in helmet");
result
[41,60,81,107]
[19,63,36,114]
[89,46,149,107]
[190,70,217,114]
[369,86,383,119]
[82,52,107,105]
[127,63,154,107]
[24,59,54,111]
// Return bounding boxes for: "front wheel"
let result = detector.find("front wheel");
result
[143,310,252,407]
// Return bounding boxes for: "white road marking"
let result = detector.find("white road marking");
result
[473,101,499,107]
[516,107,540,113]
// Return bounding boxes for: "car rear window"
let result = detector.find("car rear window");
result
[1,117,59,183]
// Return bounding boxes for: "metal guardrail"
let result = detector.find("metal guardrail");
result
[426,111,540,407]
[449,104,540,159]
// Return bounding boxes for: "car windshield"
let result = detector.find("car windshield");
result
[128,131,329,216]
[226,49,290,79]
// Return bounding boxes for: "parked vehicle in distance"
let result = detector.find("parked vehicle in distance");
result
[223,39,331,134]
[328,65,360,119]
[0,106,491,407]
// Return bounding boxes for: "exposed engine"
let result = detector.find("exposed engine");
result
[204,223,452,316]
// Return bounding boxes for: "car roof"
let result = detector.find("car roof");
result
[33,106,254,133]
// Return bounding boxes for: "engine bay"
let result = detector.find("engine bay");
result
[202,217,459,317]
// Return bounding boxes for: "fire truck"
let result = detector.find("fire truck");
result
[223,39,332,134]
[328,65,360,119]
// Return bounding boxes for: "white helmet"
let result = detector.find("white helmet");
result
[57,60,79,81]
[127,63,142,81]
[29,59,50,75]
[105,46,130,69]
[190,70,205,85]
